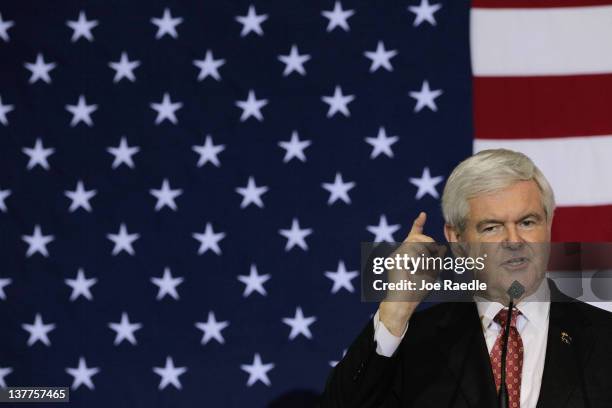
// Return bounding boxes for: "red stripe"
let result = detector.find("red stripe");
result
[548,243,612,270]
[473,74,612,139]
[552,205,612,241]
[472,0,612,8]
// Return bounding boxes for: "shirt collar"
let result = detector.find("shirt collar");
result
[475,278,550,331]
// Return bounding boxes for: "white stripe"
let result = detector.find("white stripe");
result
[550,271,612,312]
[471,6,612,76]
[587,301,612,312]
[474,135,612,206]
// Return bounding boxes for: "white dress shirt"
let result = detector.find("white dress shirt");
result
[373,279,551,408]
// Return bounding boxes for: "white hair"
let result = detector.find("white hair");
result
[441,148,556,232]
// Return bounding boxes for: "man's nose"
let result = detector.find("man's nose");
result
[501,225,525,249]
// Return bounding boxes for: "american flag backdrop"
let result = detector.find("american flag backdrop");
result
[0,1,610,407]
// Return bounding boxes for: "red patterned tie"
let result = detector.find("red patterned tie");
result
[490,308,523,408]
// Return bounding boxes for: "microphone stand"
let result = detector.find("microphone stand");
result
[498,280,525,408]
[497,299,514,408]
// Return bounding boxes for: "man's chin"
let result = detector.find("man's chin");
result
[478,269,544,301]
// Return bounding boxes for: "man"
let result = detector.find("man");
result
[320,149,612,407]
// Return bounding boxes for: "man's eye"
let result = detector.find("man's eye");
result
[521,220,535,227]
[482,226,497,233]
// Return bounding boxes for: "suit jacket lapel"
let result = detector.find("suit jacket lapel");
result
[437,302,498,408]
[536,283,594,408]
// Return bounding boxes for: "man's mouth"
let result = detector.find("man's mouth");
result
[501,256,530,269]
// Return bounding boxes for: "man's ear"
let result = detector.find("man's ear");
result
[444,224,469,258]
[444,223,460,243]
[547,212,554,237]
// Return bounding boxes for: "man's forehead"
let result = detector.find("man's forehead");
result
[467,182,546,223]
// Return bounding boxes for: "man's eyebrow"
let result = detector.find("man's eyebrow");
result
[520,212,543,221]
[475,213,543,229]
[475,219,503,229]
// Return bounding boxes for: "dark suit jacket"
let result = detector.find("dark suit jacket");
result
[320,281,612,407]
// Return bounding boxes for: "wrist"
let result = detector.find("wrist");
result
[383,319,408,337]
[379,303,416,337]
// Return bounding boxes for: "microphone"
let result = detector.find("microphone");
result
[498,280,525,408]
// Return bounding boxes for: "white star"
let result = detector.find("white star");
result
[321,2,355,32]
[151,8,183,39]
[193,50,225,81]
[0,277,12,300]
[153,356,187,390]
[0,95,14,126]
[321,86,355,118]
[65,357,100,390]
[65,95,98,127]
[66,11,98,42]
[0,366,12,387]
[150,179,183,211]
[195,311,230,345]
[282,306,317,340]
[235,176,268,209]
[329,349,347,367]
[65,180,97,212]
[108,52,141,83]
[325,260,359,294]
[0,188,11,212]
[0,13,15,42]
[235,5,268,37]
[106,223,140,256]
[364,41,397,72]
[408,0,442,27]
[322,172,356,205]
[365,127,399,159]
[150,93,182,125]
[235,90,268,122]
[21,225,54,257]
[65,268,97,301]
[22,138,54,170]
[193,223,226,255]
[107,137,140,169]
[278,218,313,251]
[108,312,142,346]
[409,80,443,112]
[24,53,57,84]
[241,353,274,387]
[409,167,444,199]
[278,131,311,163]
[367,215,401,243]
[151,267,184,301]
[237,264,271,298]
[22,313,55,346]
[278,45,311,77]
[192,135,225,167]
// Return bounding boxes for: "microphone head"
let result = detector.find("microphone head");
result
[507,280,525,300]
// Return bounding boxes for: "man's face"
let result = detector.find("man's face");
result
[445,180,552,302]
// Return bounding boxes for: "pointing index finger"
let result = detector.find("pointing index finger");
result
[409,211,427,236]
